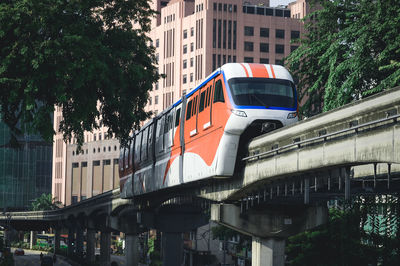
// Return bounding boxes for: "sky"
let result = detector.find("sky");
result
[269,0,294,7]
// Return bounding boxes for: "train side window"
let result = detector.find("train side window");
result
[124,142,130,169]
[175,108,181,127]
[135,132,141,162]
[192,96,198,116]
[119,147,125,171]
[156,116,164,153]
[148,123,153,155]
[141,127,148,160]
[199,91,206,112]
[129,138,134,167]
[186,100,193,120]
[214,80,224,103]
[164,114,169,134]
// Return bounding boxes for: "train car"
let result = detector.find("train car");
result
[119,63,298,198]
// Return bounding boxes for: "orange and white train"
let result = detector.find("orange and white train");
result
[119,63,298,198]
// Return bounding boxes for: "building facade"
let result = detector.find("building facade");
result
[52,106,120,206]
[146,0,309,115]
[0,120,52,211]
[52,0,311,206]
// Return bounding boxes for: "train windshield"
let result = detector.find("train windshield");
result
[228,78,296,108]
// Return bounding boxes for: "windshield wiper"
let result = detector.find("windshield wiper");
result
[250,94,269,109]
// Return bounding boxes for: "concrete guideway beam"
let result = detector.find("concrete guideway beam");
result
[211,203,328,266]
[211,203,328,238]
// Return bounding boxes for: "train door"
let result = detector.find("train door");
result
[211,74,230,128]
[184,92,200,142]
[198,80,214,132]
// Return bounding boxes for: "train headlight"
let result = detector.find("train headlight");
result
[231,109,247,117]
[287,112,297,119]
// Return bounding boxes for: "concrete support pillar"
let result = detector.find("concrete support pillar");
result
[75,226,84,257]
[162,232,183,266]
[100,231,111,266]
[54,228,60,252]
[252,237,285,266]
[125,234,139,266]
[29,231,37,250]
[68,226,75,257]
[86,229,96,264]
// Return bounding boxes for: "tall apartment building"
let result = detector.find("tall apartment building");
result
[146,0,309,115]
[52,0,310,206]
[52,106,120,206]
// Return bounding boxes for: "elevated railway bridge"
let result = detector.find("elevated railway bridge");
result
[1,87,400,266]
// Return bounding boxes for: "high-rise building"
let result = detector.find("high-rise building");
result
[52,0,311,206]
[146,0,309,115]
[52,106,120,206]
[0,120,52,211]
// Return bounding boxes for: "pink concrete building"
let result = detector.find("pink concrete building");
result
[146,0,309,115]
[52,0,311,206]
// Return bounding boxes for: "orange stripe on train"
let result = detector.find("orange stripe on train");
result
[249,64,269,78]
[240,63,249,77]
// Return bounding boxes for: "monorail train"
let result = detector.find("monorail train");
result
[119,63,298,198]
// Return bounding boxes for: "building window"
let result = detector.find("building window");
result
[260,28,269,38]
[218,3,222,11]
[224,4,227,11]
[190,57,194,67]
[228,55,232,63]
[149,97,152,105]
[223,20,227,49]
[72,196,78,204]
[99,133,102,140]
[213,54,216,70]
[213,19,216,48]
[183,59,187,69]
[276,29,285,39]
[183,30,188,39]
[190,42,194,52]
[183,74,187,84]
[275,59,284,65]
[260,58,269,64]
[190,73,193,82]
[244,57,254,63]
[276,9,283,17]
[218,54,221,67]
[183,45,187,54]
[228,20,232,49]
[213,3,217,10]
[276,44,285,54]
[234,5,237,12]
[291,45,299,52]
[155,95,159,104]
[94,134,97,141]
[244,26,254,36]
[191,27,194,36]
[223,55,226,64]
[244,42,254,51]
[218,19,221,48]
[233,56,236,62]
[260,43,269,53]
[156,39,159,48]
[233,21,237,50]
[291,30,300,39]
[229,4,232,12]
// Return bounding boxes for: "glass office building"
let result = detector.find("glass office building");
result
[0,120,52,211]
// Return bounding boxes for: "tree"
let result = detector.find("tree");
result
[31,193,61,211]
[286,0,400,117]
[0,0,160,147]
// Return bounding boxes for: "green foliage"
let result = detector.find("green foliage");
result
[31,193,61,211]
[286,0,400,117]
[286,197,400,266]
[0,0,160,147]
[211,224,237,241]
